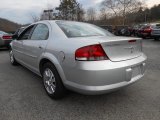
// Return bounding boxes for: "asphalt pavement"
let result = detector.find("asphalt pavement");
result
[0,39,160,120]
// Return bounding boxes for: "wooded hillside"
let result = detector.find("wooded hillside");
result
[0,18,21,33]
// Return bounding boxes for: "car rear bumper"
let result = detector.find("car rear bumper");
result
[0,40,12,47]
[139,32,151,38]
[64,54,147,95]
[65,74,144,95]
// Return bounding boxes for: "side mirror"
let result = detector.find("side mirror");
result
[12,34,18,40]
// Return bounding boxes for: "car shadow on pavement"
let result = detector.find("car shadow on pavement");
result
[148,38,160,42]
[0,48,9,51]
[153,40,160,42]
[65,87,130,100]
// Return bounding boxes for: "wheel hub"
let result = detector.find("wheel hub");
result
[43,68,56,94]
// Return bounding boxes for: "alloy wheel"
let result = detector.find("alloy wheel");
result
[43,68,56,94]
[10,50,14,63]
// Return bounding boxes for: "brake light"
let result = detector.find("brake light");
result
[75,44,109,61]
[144,27,152,33]
[2,35,12,40]
[144,29,152,32]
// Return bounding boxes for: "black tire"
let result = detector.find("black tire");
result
[142,36,146,39]
[42,62,66,99]
[9,49,18,65]
[6,45,11,50]
[154,37,159,41]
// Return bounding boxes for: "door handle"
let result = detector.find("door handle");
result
[38,46,43,49]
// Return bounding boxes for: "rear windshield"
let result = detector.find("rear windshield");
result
[0,31,6,35]
[56,21,114,38]
[142,26,150,29]
[140,25,148,29]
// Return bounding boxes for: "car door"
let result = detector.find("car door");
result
[22,23,50,72]
[12,25,35,62]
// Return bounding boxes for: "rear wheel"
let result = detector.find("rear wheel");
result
[9,50,18,65]
[42,62,66,99]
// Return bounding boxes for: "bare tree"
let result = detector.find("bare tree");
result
[118,0,143,25]
[99,8,108,21]
[87,7,96,23]
[76,3,85,21]
[30,13,40,22]
[102,0,120,17]
[102,0,143,25]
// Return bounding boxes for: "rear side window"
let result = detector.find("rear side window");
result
[140,25,146,29]
[142,25,150,29]
[30,24,49,40]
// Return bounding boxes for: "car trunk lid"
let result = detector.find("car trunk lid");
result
[99,36,142,62]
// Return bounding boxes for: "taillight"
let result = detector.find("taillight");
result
[2,35,12,40]
[144,29,152,32]
[144,27,152,33]
[75,44,109,61]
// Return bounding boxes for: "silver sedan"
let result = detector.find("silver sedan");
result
[10,20,147,99]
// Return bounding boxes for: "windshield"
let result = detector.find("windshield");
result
[56,21,114,38]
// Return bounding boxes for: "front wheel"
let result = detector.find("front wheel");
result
[9,50,18,65]
[42,62,66,99]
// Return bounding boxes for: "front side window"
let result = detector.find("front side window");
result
[56,21,114,38]
[18,26,34,40]
[30,24,49,40]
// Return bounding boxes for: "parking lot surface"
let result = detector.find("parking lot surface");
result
[0,39,160,120]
